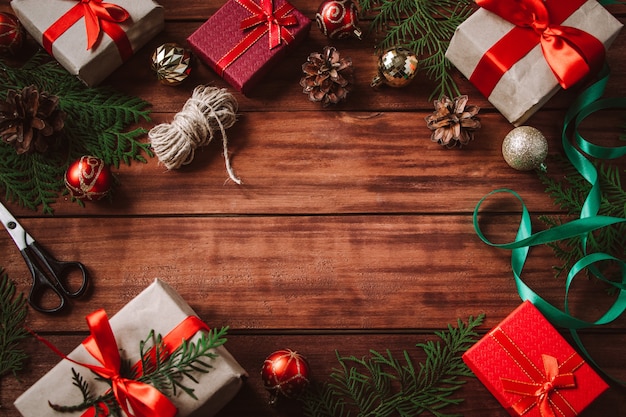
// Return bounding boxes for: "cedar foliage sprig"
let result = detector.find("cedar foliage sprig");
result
[0,50,153,214]
[0,270,29,380]
[358,0,475,100]
[300,314,485,417]
[49,326,229,415]
[537,155,626,288]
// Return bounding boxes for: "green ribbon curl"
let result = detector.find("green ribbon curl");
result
[473,63,626,384]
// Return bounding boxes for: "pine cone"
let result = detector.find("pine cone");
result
[300,46,353,107]
[0,85,66,154]
[425,95,480,148]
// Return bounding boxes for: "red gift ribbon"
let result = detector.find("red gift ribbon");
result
[491,327,584,417]
[470,0,606,98]
[32,309,210,417]
[42,0,133,61]
[215,0,298,76]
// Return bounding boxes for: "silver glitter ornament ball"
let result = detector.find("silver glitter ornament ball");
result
[371,47,419,88]
[151,43,192,86]
[502,126,548,171]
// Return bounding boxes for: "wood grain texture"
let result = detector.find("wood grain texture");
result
[0,1,625,416]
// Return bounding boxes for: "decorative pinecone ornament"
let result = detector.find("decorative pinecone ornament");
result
[0,85,66,154]
[300,46,353,107]
[425,95,480,148]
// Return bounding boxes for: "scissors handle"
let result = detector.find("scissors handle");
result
[23,241,89,314]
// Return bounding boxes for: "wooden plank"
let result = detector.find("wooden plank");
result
[3,215,623,331]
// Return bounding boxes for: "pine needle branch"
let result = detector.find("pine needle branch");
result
[300,314,485,417]
[0,270,29,380]
[358,0,475,100]
[537,155,626,290]
[0,49,153,213]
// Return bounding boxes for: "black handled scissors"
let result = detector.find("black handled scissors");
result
[0,202,89,313]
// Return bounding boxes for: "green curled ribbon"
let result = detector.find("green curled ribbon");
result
[473,62,626,384]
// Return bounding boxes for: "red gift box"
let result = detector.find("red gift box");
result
[187,0,311,95]
[463,301,609,417]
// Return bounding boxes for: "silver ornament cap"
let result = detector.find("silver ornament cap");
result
[502,126,548,171]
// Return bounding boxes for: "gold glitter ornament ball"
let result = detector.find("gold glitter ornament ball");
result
[371,47,419,88]
[502,126,548,171]
[151,43,192,86]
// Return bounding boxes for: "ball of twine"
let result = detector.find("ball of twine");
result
[148,85,242,184]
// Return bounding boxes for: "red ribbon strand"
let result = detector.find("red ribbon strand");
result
[32,309,210,417]
[470,0,605,98]
[215,0,298,75]
[42,0,133,61]
[491,328,583,417]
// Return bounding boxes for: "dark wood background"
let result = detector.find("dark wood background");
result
[1,0,625,415]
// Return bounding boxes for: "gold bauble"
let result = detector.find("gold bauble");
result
[502,126,548,171]
[371,47,419,88]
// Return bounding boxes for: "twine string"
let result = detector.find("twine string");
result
[148,85,241,184]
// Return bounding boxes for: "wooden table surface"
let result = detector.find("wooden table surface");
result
[1,1,625,416]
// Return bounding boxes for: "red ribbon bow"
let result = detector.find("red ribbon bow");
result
[492,328,583,417]
[32,309,210,417]
[43,0,133,60]
[238,0,298,49]
[215,0,298,75]
[471,0,605,98]
[81,309,177,417]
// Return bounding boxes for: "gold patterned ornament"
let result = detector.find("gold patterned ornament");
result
[151,43,193,86]
[371,47,418,88]
[425,95,480,148]
[502,126,548,171]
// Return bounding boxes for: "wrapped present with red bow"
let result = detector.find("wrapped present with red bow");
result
[14,279,247,417]
[445,0,622,126]
[463,301,609,417]
[187,0,311,95]
[11,0,165,86]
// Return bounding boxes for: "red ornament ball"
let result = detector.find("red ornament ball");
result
[261,349,310,404]
[65,156,112,201]
[0,12,25,55]
[315,0,362,40]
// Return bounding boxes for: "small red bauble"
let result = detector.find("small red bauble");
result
[65,156,112,201]
[315,0,362,40]
[0,12,25,55]
[261,349,310,404]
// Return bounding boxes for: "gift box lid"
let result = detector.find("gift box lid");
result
[187,0,311,95]
[445,0,623,126]
[463,301,609,417]
[11,0,165,86]
[14,279,247,417]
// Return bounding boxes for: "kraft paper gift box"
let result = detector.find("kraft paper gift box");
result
[11,0,165,86]
[14,279,248,417]
[463,301,609,417]
[445,0,622,126]
[187,0,311,95]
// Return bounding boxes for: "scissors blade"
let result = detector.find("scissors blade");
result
[0,202,35,251]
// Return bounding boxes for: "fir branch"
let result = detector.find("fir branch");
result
[0,49,153,213]
[50,327,229,414]
[537,155,626,288]
[300,314,485,417]
[0,270,29,380]
[358,0,475,100]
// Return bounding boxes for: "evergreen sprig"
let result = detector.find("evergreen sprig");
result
[300,314,485,417]
[0,270,29,380]
[537,155,626,287]
[358,0,475,100]
[49,326,229,415]
[0,49,153,214]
